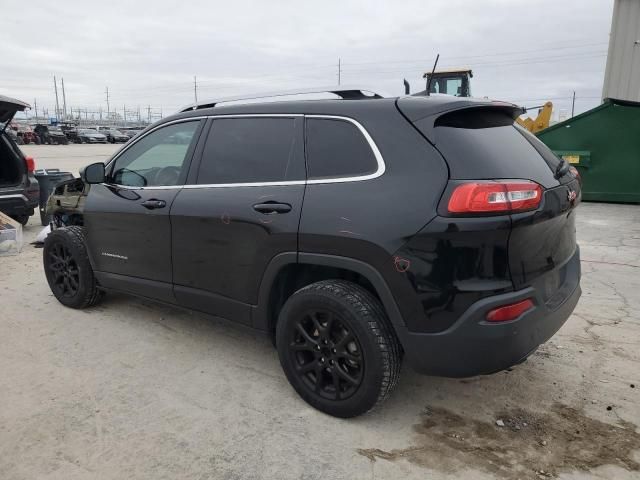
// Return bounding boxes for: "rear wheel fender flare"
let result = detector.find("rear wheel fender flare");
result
[253,252,405,332]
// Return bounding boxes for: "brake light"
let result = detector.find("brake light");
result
[486,298,534,322]
[447,180,542,214]
[25,156,36,173]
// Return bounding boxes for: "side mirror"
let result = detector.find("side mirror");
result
[81,162,106,184]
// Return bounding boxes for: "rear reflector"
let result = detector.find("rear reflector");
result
[486,298,534,322]
[25,156,36,173]
[447,180,542,214]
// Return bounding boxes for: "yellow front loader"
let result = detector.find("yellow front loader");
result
[516,102,553,133]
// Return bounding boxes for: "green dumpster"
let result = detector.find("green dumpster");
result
[536,98,640,203]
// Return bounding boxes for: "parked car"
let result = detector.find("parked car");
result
[42,89,582,417]
[0,95,39,225]
[104,129,129,143]
[34,124,69,145]
[77,129,107,144]
[16,124,40,145]
[60,125,80,143]
[121,129,142,139]
[5,125,23,145]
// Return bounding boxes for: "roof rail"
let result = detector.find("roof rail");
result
[179,86,384,112]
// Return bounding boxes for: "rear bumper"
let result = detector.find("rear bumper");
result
[0,178,39,216]
[396,248,581,377]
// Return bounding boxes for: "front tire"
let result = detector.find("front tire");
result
[43,226,103,308]
[276,280,401,418]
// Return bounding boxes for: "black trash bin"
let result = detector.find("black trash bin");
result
[34,169,75,225]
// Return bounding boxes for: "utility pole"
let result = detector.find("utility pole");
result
[194,76,198,105]
[53,75,61,120]
[105,86,110,120]
[337,58,341,85]
[147,105,151,123]
[33,99,38,119]
[571,91,576,118]
[123,104,126,125]
[61,77,67,120]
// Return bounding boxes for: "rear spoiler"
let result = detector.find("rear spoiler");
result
[396,96,524,144]
[0,95,30,134]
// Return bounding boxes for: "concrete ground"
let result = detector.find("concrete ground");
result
[1,145,639,480]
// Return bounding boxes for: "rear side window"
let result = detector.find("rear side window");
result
[423,109,559,188]
[197,117,303,184]
[305,118,378,180]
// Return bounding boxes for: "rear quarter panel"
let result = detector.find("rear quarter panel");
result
[299,107,449,323]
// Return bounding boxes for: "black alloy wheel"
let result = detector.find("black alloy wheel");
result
[46,241,80,298]
[276,280,401,418]
[43,226,103,308]
[288,308,364,401]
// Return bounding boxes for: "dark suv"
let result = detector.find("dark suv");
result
[1,96,40,225]
[42,88,582,417]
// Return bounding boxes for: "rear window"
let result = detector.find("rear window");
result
[421,109,560,188]
[305,118,378,180]
[198,117,303,184]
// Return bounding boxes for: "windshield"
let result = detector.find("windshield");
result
[80,129,98,134]
[111,130,123,135]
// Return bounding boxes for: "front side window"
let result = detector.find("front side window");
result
[109,121,200,187]
[305,118,378,180]
[197,117,303,184]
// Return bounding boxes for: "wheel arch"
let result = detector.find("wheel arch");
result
[252,252,405,336]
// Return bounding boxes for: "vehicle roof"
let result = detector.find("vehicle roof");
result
[165,95,521,124]
[423,67,473,78]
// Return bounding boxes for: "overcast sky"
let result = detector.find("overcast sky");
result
[1,0,613,121]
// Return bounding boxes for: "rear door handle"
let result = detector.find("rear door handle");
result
[253,202,292,214]
[141,199,166,210]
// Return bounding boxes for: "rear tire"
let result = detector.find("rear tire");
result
[43,226,103,309]
[276,280,401,418]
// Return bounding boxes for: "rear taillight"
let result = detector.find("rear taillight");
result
[447,180,542,214]
[486,298,534,322]
[25,156,36,173]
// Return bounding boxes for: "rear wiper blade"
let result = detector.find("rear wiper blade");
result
[555,159,570,179]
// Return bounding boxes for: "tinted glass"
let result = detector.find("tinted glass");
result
[419,110,559,188]
[198,117,302,184]
[305,118,377,180]
[109,120,199,187]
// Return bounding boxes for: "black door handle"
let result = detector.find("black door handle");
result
[253,202,292,214]
[141,199,166,210]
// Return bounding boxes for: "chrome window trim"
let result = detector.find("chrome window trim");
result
[303,114,385,185]
[103,113,385,190]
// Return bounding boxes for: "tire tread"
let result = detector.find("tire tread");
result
[293,279,402,414]
[44,226,103,308]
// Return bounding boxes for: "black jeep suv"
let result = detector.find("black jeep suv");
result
[42,88,582,417]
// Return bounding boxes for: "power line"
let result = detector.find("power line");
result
[342,52,607,77]
[341,41,609,67]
